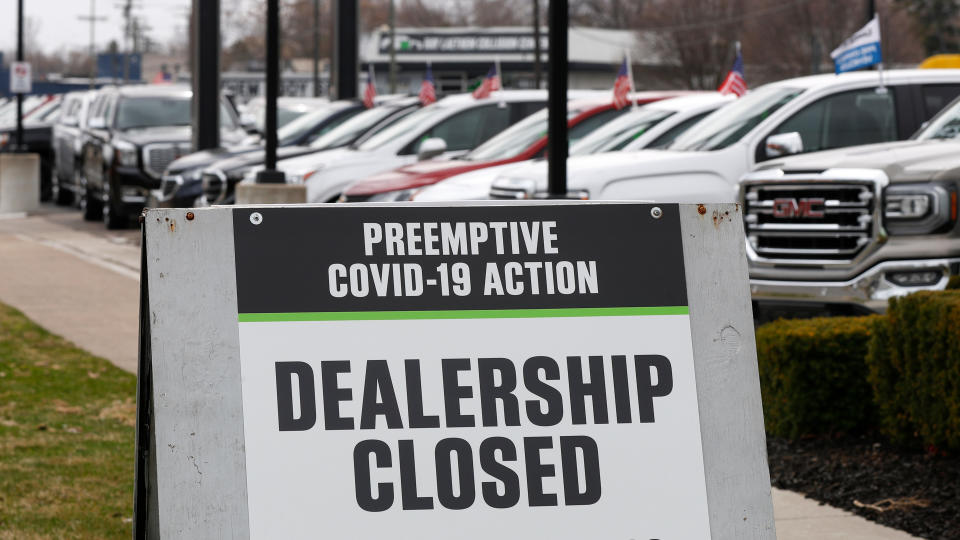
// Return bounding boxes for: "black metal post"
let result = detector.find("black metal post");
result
[192,0,220,151]
[547,0,568,197]
[389,0,397,93]
[257,0,285,183]
[867,0,875,21]
[533,0,542,89]
[313,0,321,97]
[15,0,24,150]
[333,0,359,100]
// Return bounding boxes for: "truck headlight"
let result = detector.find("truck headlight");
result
[883,184,955,235]
[114,140,139,167]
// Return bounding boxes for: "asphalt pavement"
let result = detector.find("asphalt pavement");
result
[0,204,920,539]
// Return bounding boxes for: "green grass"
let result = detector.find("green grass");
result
[0,302,135,539]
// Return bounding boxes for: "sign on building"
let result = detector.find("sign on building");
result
[9,62,31,94]
[134,203,774,539]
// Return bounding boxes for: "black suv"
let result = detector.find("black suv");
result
[79,85,245,228]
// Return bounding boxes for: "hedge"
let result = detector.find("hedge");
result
[866,291,960,451]
[756,315,880,438]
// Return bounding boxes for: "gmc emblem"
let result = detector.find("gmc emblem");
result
[772,197,825,218]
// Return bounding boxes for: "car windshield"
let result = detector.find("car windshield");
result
[357,104,456,151]
[571,108,674,156]
[668,86,803,151]
[916,97,960,140]
[463,107,592,161]
[115,96,192,129]
[310,105,413,150]
[277,106,344,146]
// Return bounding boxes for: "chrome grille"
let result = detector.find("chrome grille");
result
[159,175,183,199]
[143,144,190,179]
[201,170,227,205]
[744,182,877,262]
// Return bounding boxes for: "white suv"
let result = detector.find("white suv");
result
[488,70,960,202]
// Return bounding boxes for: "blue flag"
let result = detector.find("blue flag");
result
[831,16,882,74]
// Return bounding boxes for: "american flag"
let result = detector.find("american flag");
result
[612,57,631,110]
[419,63,437,106]
[363,68,377,109]
[718,50,747,97]
[472,65,501,99]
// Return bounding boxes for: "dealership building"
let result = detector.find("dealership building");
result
[360,26,668,95]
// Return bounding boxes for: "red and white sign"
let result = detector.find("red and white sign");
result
[10,62,32,94]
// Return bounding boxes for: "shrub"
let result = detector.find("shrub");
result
[757,315,881,439]
[947,275,960,290]
[866,291,960,451]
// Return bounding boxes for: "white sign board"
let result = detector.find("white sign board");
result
[134,203,775,540]
[9,62,31,94]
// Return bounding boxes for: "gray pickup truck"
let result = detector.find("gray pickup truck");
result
[741,94,960,320]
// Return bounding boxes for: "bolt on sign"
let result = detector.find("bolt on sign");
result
[133,203,775,540]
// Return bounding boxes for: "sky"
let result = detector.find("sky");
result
[0,0,194,55]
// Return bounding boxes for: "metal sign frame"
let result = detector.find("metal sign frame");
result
[133,202,775,539]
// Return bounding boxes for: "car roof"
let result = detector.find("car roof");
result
[645,92,734,112]
[114,84,193,98]
[764,69,960,91]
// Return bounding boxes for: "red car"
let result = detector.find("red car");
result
[340,92,690,202]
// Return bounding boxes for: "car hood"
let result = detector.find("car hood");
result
[166,145,259,175]
[344,157,504,196]
[209,145,318,175]
[276,147,363,175]
[413,162,531,202]
[116,125,192,145]
[498,149,723,192]
[754,140,960,183]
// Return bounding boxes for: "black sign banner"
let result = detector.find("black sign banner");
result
[233,204,687,316]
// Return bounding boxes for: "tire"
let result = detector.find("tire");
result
[52,175,74,206]
[82,186,103,221]
[103,177,127,230]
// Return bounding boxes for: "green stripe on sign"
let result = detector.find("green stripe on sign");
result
[238,306,689,322]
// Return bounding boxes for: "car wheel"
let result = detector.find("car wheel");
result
[73,168,85,209]
[103,176,127,230]
[53,175,74,206]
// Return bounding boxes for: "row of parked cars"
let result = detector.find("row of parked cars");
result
[10,67,960,318]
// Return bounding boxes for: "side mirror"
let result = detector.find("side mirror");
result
[417,137,447,161]
[765,132,803,158]
[88,117,107,130]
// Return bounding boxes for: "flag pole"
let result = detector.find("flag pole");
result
[874,14,886,93]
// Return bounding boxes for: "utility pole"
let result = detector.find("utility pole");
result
[547,0,568,197]
[533,0,542,89]
[257,0,285,183]
[388,0,397,93]
[313,0,321,97]
[78,0,107,89]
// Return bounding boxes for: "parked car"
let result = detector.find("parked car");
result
[199,96,423,205]
[153,99,368,207]
[415,93,732,202]
[740,93,960,319]
[487,70,960,202]
[250,90,571,203]
[240,96,330,133]
[51,90,98,205]
[79,85,245,228]
[0,95,62,201]
[339,92,690,202]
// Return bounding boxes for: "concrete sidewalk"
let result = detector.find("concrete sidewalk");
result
[0,209,921,539]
